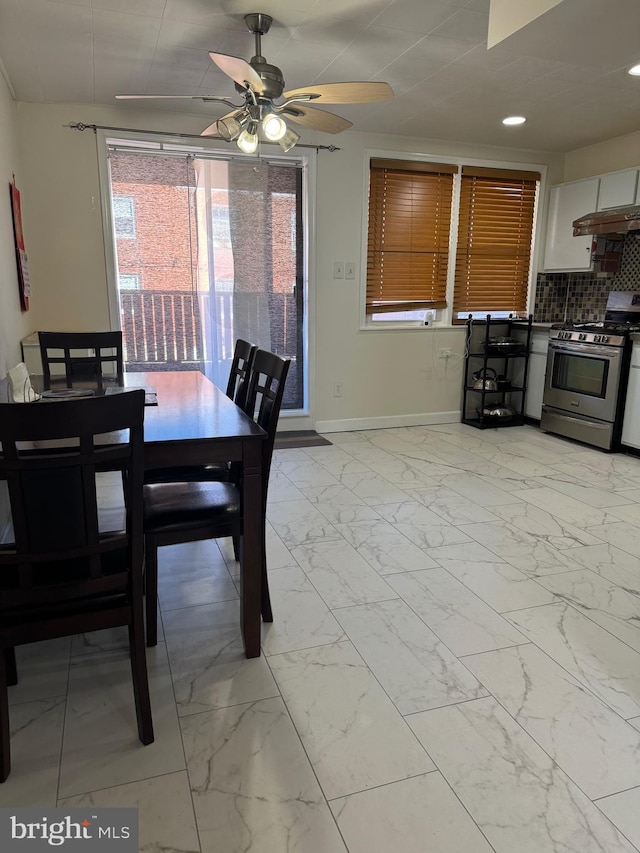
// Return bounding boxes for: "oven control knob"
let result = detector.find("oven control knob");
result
[602,335,609,343]
[579,333,587,340]
[594,334,600,342]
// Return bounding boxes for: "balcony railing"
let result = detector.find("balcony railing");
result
[119,288,301,406]
[120,290,204,371]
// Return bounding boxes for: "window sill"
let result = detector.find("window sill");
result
[359,322,466,332]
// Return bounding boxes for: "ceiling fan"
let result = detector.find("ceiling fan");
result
[116,12,393,153]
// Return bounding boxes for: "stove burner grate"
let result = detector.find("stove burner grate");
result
[554,321,640,334]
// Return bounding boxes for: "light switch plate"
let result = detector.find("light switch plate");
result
[333,261,344,279]
[345,262,355,279]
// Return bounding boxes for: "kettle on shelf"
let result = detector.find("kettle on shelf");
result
[472,367,499,391]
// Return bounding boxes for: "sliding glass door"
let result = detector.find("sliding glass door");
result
[106,146,306,410]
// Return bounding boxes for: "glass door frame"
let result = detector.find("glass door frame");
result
[96,129,316,429]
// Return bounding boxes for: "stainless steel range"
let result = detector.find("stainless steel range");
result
[541,291,640,450]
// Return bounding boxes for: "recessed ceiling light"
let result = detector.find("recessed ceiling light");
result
[628,64,640,76]
[502,116,526,126]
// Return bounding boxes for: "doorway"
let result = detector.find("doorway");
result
[106,146,307,411]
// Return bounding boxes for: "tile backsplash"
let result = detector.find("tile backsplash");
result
[534,233,640,322]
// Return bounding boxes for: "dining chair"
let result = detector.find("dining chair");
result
[226,338,258,409]
[38,330,124,384]
[143,349,290,646]
[0,390,153,781]
[144,338,257,486]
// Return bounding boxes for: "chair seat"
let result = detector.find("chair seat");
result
[144,462,229,485]
[0,593,129,634]
[143,481,240,533]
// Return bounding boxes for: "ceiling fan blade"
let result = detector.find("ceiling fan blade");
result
[209,52,265,93]
[281,105,352,134]
[282,82,393,104]
[115,94,235,104]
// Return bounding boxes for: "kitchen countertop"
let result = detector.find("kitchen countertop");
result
[511,321,554,331]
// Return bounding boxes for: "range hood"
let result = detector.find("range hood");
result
[573,205,640,236]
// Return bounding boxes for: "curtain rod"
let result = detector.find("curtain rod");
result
[66,122,340,152]
[106,145,302,169]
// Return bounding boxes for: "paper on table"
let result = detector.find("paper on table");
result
[7,362,40,402]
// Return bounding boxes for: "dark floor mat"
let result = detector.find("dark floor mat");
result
[274,430,332,450]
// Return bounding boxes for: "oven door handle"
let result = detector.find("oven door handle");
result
[548,342,622,358]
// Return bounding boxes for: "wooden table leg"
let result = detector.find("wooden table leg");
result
[240,446,263,658]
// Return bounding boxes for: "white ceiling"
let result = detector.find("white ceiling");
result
[1,0,640,152]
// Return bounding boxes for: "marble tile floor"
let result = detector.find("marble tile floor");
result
[3,423,640,852]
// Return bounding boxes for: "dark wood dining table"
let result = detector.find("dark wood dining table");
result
[36,370,267,658]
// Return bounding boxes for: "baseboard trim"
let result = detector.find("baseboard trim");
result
[316,411,461,434]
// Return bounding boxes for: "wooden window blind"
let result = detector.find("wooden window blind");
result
[366,159,455,315]
[453,166,539,321]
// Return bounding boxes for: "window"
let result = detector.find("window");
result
[364,155,541,326]
[453,166,539,322]
[113,195,136,238]
[366,159,455,322]
[118,274,140,290]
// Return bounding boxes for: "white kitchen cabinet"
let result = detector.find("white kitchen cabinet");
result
[621,341,640,449]
[597,169,638,209]
[524,332,549,420]
[543,178,599,271]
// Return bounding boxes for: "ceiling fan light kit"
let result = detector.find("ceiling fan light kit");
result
[216,113,245,142]
[262,112,287,141]
[279,127,301,153]
[237,125,259,154]
[116,12,393,154]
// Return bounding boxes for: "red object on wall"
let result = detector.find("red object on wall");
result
[10,176,30,311]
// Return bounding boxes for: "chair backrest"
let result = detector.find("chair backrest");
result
[6,363,39,402]
[0,391,145,615]
[226,339,257,409]
[242,349,290,494]
[38,331,124,384]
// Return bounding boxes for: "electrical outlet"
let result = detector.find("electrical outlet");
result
[345,262,356,279]
[333,381,344,397]
[438,348,452,359]
[333,261,344,279]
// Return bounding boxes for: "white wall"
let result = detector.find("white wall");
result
[0,71,30,536]
[0,74,30,382]
[17,101,564,430]
[563,128,640,182]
